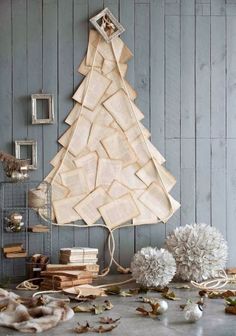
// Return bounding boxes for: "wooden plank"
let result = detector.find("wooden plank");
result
[181,15,195,138]
[27,0,43,182]
[165,2,180,15]
[227,140,236,267]
[119,0,135,268]
[0,0,12,278]
[43,0,58,177]
[150,0,165,248]
[227,16,236,137]
[12,0,28,278]
[58,0,74,249]
[181,0,195,15]
[226,4,236,15]
[88,0,106,270]
[165,15,181,139]
[181,139,196,225]
[134,2,151,251]
[42,0,58,263]
[211,139,226,238]
[211,16,226,138]
[196,139,211,224]
[164,14,180,236]
[73,0,89,255]
[196,16,210,138]
[165,139,181,236]
[211,0,226,15]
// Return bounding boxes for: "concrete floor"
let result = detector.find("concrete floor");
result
[1,275,236,336]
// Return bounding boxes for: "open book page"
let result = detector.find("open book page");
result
[73,70,111,111]
[132,189,158,225]
[87,123,115,151]
[93,105,114,126]
[93,34,133,64]
[102,60,127,77]
[136,159,176,192]
[74,152,98,191]
[95,144,109,159]
[103,89,143,131]
[58,122,75,148]
[102,69,137,102]
[65,103,97,126]
[107,180,131,199]
[74,187,111,225]
[125,123,151,143]
[78,56,101,76]
[53,195,85,224]
[139,182,180,222]
[96,158,122,190]
[101,131,137,167]
[99,193,140,229]
[59,116,91,157]
[120,163,146,189]
[60,168,89,197]
[50,148,76,171]
[131,135,165,166]
[86,30,104,67]
[44,164,71,186]
[51,181,70,202]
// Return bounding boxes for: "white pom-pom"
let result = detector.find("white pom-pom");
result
[131,247,176,287]
[165,223,228,282]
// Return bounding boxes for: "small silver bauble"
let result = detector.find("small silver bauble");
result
[157,299,168,314]
[184,302,203,322]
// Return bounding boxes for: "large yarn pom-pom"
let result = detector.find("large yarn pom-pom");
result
[165,223,228,282]
[131,247,176,287]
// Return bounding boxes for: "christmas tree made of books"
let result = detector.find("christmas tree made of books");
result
[44,8,180,229]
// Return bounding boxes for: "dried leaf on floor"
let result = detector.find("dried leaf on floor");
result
[161,288,181,301]
[173,284,190,290]
[75,321,118,334]
[105,286,147,297]
[94,300,113,315]
[99,316,120,324]
[136,298,161,318]
[75,322,91,334]
[92,324,118,333]
[73,300,113,315]
[208,291,236,299]
[105,286,121,295]
[226,298,236,306]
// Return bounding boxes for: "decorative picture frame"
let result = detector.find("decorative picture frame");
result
[31,93,54,124]
[15,140,37,170]
[90,8,125,43]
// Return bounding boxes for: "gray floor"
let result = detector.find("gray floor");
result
[1,275,236,336]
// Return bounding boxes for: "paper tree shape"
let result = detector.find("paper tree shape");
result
[44,14,180,229]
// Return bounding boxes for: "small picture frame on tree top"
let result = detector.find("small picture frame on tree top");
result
[90,8,125,43]
[15,140,37,170]
[31,93,54,124]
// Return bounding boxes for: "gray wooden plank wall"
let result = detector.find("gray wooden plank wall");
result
[0,0,236,271]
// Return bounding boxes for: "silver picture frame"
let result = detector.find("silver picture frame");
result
[31,93,54,124]
[90,8,125,43]
[15,140,37,170]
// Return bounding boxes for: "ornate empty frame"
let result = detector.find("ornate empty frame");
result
[15,140,37,170]
[89,8,125,43]
[31,93,54,124]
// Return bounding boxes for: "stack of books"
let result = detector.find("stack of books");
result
[59,247,98,266]
[3,243,27,258]
[40,269,94,290]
